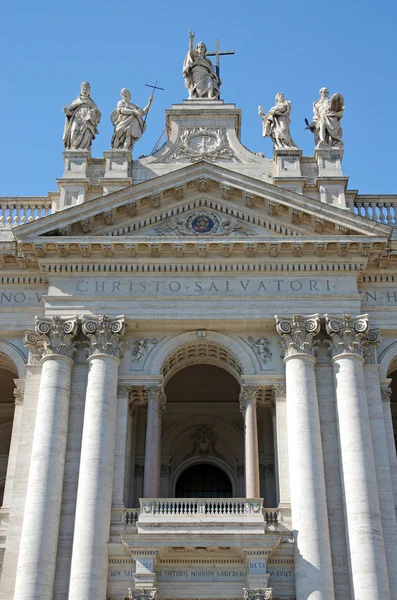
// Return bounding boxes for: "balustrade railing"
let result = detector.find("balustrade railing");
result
[0,198,52,227]
[352,198,397,226]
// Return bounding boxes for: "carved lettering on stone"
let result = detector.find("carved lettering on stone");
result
[275,314,320,357]
[325,314,369,358]
[82,315,125,358]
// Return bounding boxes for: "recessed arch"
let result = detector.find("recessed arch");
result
[0,340,26,378]
[145,331,257,383]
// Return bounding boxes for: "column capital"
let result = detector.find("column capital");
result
[275,314,320,358]
[24,316,79,363]
[243,589,273,600]
[13,380,25,405]
[381,382,392,403]
[239,384,260,416]
[117,383,131,400]
[82,315,125,358]
[325,313,369,358]
[362,329,381,364]
[272,383,286,399]
[144,384,166,416]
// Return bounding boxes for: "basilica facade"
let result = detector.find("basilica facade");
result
[0,39,397,600]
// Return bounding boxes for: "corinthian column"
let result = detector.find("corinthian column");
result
[326,314,390,600]
[143,385,166,498]
[14,316,78,600]
[68,315,125,600]
[240,385,260,498]
[275,314,335,600]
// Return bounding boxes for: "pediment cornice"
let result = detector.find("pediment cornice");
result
[13,163,391,242]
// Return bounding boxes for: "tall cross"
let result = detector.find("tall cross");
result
[206,39,235,79]
[143,80,164,124]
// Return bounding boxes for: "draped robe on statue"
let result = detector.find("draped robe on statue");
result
[183,50,220,99]
[111,101,146,150]
[63,96,101,150]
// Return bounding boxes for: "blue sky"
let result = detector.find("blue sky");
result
[1,0,395,196]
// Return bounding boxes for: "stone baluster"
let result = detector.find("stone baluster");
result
[276,314,335,600]
[68,315,125,600]
[325,314,390,600]
[143,385,166,498]
[14,316,79,600]
[240,384,260,498]
[1,380,25,509]
[363,332,397,599]
[271,383,290,511]
[381,381,397,511]
[112,384,131,508]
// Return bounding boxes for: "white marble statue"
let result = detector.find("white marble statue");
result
[258,93,297,149]
[111,88,153,151]
[306,87,345,148]
[63,82,101,151]
[183,31,220,99]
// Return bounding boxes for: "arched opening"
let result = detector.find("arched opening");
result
[0,357,18,506]
[175,464,233,498]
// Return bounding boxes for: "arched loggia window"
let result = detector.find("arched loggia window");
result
[175,464,232,498]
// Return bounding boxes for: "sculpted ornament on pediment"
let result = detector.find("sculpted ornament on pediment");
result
[154,209,255,237]
[164,127,236,163]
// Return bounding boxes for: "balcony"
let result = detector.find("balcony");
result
[112,499,281,536]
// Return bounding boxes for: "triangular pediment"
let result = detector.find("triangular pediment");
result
[13,163,391,244]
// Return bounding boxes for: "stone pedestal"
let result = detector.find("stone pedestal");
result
[276,315,335,600]
[14,317,78,600]
[273,148,305,194]
[68,316,125,600]
[326,315,391,600]
[99,149,132,195]
[314,147,348,208]
[240,385,260,498]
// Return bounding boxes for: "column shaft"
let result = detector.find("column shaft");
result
[68,354,119,600]
[241,386,260,498]
[112,386,130,508]
[365,366,397,599]
[14,355,73,600]
[333,355,390,600]
[285,355,335,600]
[273,387,290,507]
[381,383,397,510]
[143,389,161,498]
[1,381,25,509]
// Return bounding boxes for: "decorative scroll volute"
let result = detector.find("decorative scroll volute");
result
[82,315,125,358]
[362,329,381,364]
[145,384,167,416]
[24,316,79,363]
[275,314,320,358]
[381,383,392,403]
[239,384,260,416]
[325,314,369,358]
[243,589,273,600]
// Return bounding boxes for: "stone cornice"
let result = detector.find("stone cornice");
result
[13,162,390,239]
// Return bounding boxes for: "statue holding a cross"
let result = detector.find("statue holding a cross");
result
[183,31,234,100]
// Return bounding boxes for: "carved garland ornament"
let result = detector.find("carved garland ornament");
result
[243,588,273,600]
[325,314,369,358]
[170,127,235,162]
[275,314,320,358]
